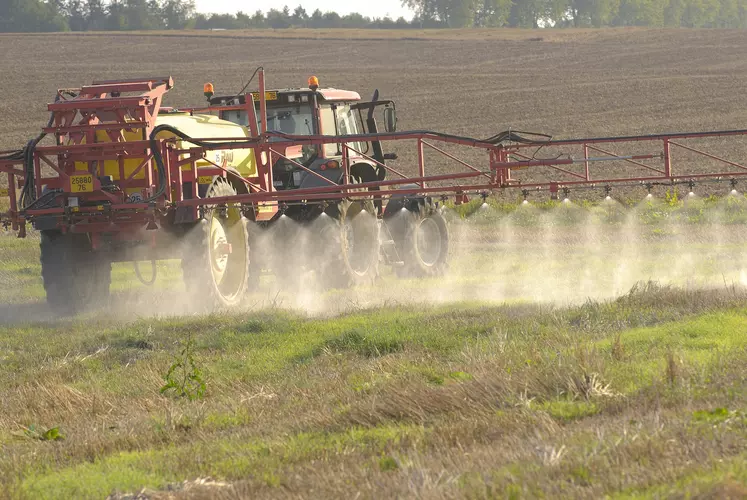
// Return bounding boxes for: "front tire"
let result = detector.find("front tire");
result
[318,200,380,289]
[393,203,449,278]
[181,178,250,308]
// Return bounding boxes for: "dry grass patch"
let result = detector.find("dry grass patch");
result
[0,284,745,498]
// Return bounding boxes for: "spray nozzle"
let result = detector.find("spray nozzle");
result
[480,191,489,209]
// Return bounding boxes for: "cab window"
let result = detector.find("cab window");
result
[220,103,315,141]
[320,103,362,157]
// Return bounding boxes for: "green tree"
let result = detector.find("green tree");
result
[403,0,479,27]
[508,0,545,27]
[402,0,440,23]
[66,0,87,30]
[0,0,69,32]
[341,12,370,27]
[663,0,686,25]
[162,0,194,29]
[474,0,512,26]
[445,0,478,26]
[681,0,720,26]
[558,0,619,27]
[322,11,342,27]
[395,15,411,27]
[266,7,291,28]
[86,0,106,29]
[106,0,127,29]
[250,9,265,27]
[544,0,571,26]
[616,0,665,25]
[110,0,162,29]
[714,0,741,27]
[292,5,308,26]
[309,8,324,27]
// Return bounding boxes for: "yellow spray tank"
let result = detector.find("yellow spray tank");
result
[78,111,257,198]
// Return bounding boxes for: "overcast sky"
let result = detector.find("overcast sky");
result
[194,0,415,20]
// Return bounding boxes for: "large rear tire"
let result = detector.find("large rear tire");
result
[181,178,250,308]
[40,230,111,313]
[318,200,380,289]
[393,203,449,278]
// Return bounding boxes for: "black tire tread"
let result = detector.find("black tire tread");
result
[319,200,380,289]
[40,230,111,313]
[395,204,449,279]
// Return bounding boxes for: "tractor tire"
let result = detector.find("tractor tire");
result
[318,200,380,289]
[394,204,449,279]
[40,230,111,314]
[181,178,250,308]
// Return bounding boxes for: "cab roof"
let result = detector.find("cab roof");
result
[261,88,361,102]
[315,88,361,101]
[209,88,361,107]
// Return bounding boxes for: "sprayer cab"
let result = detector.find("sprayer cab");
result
[207,79,397,195]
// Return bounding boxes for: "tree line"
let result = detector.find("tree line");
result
[2,0,747,32]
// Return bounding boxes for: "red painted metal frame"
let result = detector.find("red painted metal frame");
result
[502,130,747,190]
[5,70,747,238]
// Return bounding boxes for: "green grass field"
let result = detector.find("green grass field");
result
[1,199,747,498]
[1,284,746,498]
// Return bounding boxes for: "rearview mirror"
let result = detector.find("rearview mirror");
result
[384,107,397,133]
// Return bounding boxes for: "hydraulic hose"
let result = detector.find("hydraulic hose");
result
[18,94,68,209]
[148,124,262,204]
[483,130,553,145]
[265,128,553,148]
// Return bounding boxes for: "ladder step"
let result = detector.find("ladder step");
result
[92,76,173,89]
[43,122,147,134]
[80,82,154,95]
[48,97,149,112]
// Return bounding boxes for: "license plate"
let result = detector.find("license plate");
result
[70,173,94,193]
[251,91,278,101]
[198,176,213,185]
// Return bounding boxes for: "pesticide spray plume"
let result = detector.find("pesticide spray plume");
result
[222,190,747,314]
[5,188,747,322]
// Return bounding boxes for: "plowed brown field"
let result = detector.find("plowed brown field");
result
[3,28,747,185]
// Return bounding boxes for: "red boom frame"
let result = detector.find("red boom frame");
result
[3,69,747,238]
